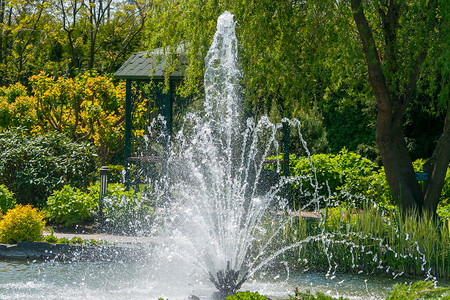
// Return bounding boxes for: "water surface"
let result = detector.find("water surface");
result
[2,260,439,299]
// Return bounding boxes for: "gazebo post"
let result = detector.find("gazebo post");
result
[162,80,173,176]
[282,121,290,177]
[282,121,291,204]
[124,79,132,189]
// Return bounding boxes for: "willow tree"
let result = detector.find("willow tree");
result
[351,0,449,215]
[145,0,449,215]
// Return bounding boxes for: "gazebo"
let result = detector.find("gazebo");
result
[114,48,187,187]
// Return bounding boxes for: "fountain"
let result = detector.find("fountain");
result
[151,11,308,297]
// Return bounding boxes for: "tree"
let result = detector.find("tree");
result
[0,0,54,85]
[91,0,149,73]
[145,0,356,154]
[54,0,148,76]
[350,0,449,215]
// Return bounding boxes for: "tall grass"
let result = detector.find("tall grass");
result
[276,205,450,278]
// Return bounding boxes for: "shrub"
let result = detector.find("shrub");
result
[45,182,154,233]
[0,129,97,206]
[106,164,125,184]
[98,183,154,235]
[286,288,347,300]
[226,291,268,300]
[0,204,45,244]
[0,83,36,130]
[437,167,450,220]
[289,149,379,209]
[288,151,450,213]
[46,185,97,227]
[386,281,449,300]
[0,184,15,214]
[43,229,58,243]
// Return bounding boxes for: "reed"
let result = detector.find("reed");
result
[279,205,450,278]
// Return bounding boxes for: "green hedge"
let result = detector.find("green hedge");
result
[0,129,97,206]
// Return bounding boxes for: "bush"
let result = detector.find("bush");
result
[46,185,97,227]
[386,281,449,300]
[226,291,268,300]
[289,149,379,209]
[0,129,97,206]
[0,184,15,214]
[45,182,154,233]
[0,83,36,130]
[99,183,154,235]
[286,288,347,300]
[0,204,45,244]
[288,151,450,213]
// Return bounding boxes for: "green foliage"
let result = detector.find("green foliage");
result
[0,1,147,85]
[106,165,125,184]
[0,83,36,130]
[98,183,154,235]
[0,184,16,215]
[286,288,347,300]
[43,229,58,243]
[56,237,70,244]
[0,205,45,244]
[46,181,154,234]
[289,152,450,213]
[44,233,104,246]
[291,106,330,156]
[386,281,450,300]
[0,129,97,206]
[320,89,376,160]
[46,185,97,228]
[437,167,450,220]
[226,291,268,300]
[289,149,380,209]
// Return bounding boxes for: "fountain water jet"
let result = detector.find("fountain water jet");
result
[150,11,296,297]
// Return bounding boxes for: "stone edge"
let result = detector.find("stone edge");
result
[0,242,148,262]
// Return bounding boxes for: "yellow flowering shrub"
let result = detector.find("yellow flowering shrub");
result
[2,71,146,164]
[0,83,37,130]
[28,71,141,164]
[0,205,45,244]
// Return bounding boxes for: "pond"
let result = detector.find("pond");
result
[0,260,434,299]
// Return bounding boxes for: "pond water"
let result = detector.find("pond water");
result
[0,260,438,300]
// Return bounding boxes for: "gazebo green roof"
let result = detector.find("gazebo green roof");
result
[114,47,186,80]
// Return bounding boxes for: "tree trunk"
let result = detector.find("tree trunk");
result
[88,0,95,70]
[422,102,450,215]
[0,0,4,67]
[351,0,449,216]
